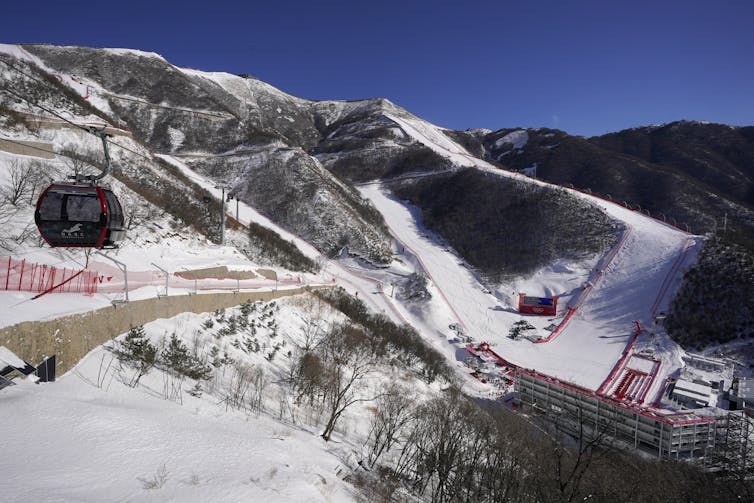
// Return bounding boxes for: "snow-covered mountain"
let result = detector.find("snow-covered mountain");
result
[1,43,752,501]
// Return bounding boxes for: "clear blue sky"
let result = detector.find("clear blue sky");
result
[3,0,753,136]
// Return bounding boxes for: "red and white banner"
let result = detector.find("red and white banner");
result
[518,293,558,316]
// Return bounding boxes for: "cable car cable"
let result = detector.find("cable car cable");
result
[1,85,153,166]
[0,137,58,157]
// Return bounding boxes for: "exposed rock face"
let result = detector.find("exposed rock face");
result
[22,44,394,263]
[12,45,752,296]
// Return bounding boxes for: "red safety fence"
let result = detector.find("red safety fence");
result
[1,257,98,295]
[596,327,642,395]
[649,237,695,320]
[535,226,633,344]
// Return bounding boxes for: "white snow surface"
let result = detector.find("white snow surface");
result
[0,346,26,368]
[0,46,710,500]
[372,113,698,395]
[0,304,370,502]
[494,129,529,150]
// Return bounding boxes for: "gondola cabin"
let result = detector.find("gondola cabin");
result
[35,183,126,248]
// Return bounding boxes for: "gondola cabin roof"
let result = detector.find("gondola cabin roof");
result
[34,183,126,249]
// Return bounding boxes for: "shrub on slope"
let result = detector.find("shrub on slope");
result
[664,235,754,349]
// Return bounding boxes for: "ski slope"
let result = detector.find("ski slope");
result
[366,113,699,393]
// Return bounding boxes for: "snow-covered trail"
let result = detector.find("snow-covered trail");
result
[358,184,496,335]
[375,113,699,391]
[159,155,410,327]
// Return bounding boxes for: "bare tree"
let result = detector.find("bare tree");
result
[26,161,53,205]
[365,384,416,467]
[290,349,326,407]
[393,390,532,503]
[297,293,329,352]
[223,361,253,411]
[530,404,616,503]
[1,159,32,206]
[247,365,268,414]
[59,147,95,179]
[315,324,377,441]
[395,389,473,502]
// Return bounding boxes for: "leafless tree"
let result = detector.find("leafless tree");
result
[224,361,254,411]
[59,147,96,180]
[365,384,416,467]
[248,365,268,414]
[1,159,32,206]
[395,389,472,502]
[26,161,53,205]
[303,323,378,442]
[296,293,329,352]
[530,404,616,503]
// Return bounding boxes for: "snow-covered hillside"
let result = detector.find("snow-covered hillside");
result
[359,113,699,395]
[0,43,723,501]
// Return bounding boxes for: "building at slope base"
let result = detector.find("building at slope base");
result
[515,369,721,462]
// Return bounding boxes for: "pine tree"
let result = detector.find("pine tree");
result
[116,325,157,387]
[161,333,212,381]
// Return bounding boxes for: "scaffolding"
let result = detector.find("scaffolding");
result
[711,410,754,476]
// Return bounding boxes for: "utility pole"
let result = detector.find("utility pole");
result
[220,186,226,246]
[228,192,239,222]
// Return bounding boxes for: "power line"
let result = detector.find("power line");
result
[102,92,232,119]
[0,74,153,166]
[1,59,206,166]
[1,57,234,121]
[1,85,92,136]
[0,137,58,157]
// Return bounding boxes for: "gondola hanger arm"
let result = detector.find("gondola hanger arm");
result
[72,126,113,184]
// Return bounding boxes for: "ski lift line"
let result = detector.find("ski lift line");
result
[12,110,132,137]
[2,70,135,158]
[0,137,58,157]
[0,135,141,177]
[106,137,154,163]
[1,59,102,122]
[2,86,142,171]
[3,82,154,166]
[3,55,236,126]
[0,80,97,138]
[100,92,233,119]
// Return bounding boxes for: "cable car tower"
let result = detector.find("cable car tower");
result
[34,127,126,248]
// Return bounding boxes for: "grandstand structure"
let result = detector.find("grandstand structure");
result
[515,369,721,462]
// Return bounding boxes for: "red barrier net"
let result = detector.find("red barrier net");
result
[1,257,98,295]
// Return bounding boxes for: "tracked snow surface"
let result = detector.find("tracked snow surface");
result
[373,113,699,397]
[0,44,703,501]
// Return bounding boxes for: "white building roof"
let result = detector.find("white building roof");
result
[672,379,714,406]
[738,378,754,401]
